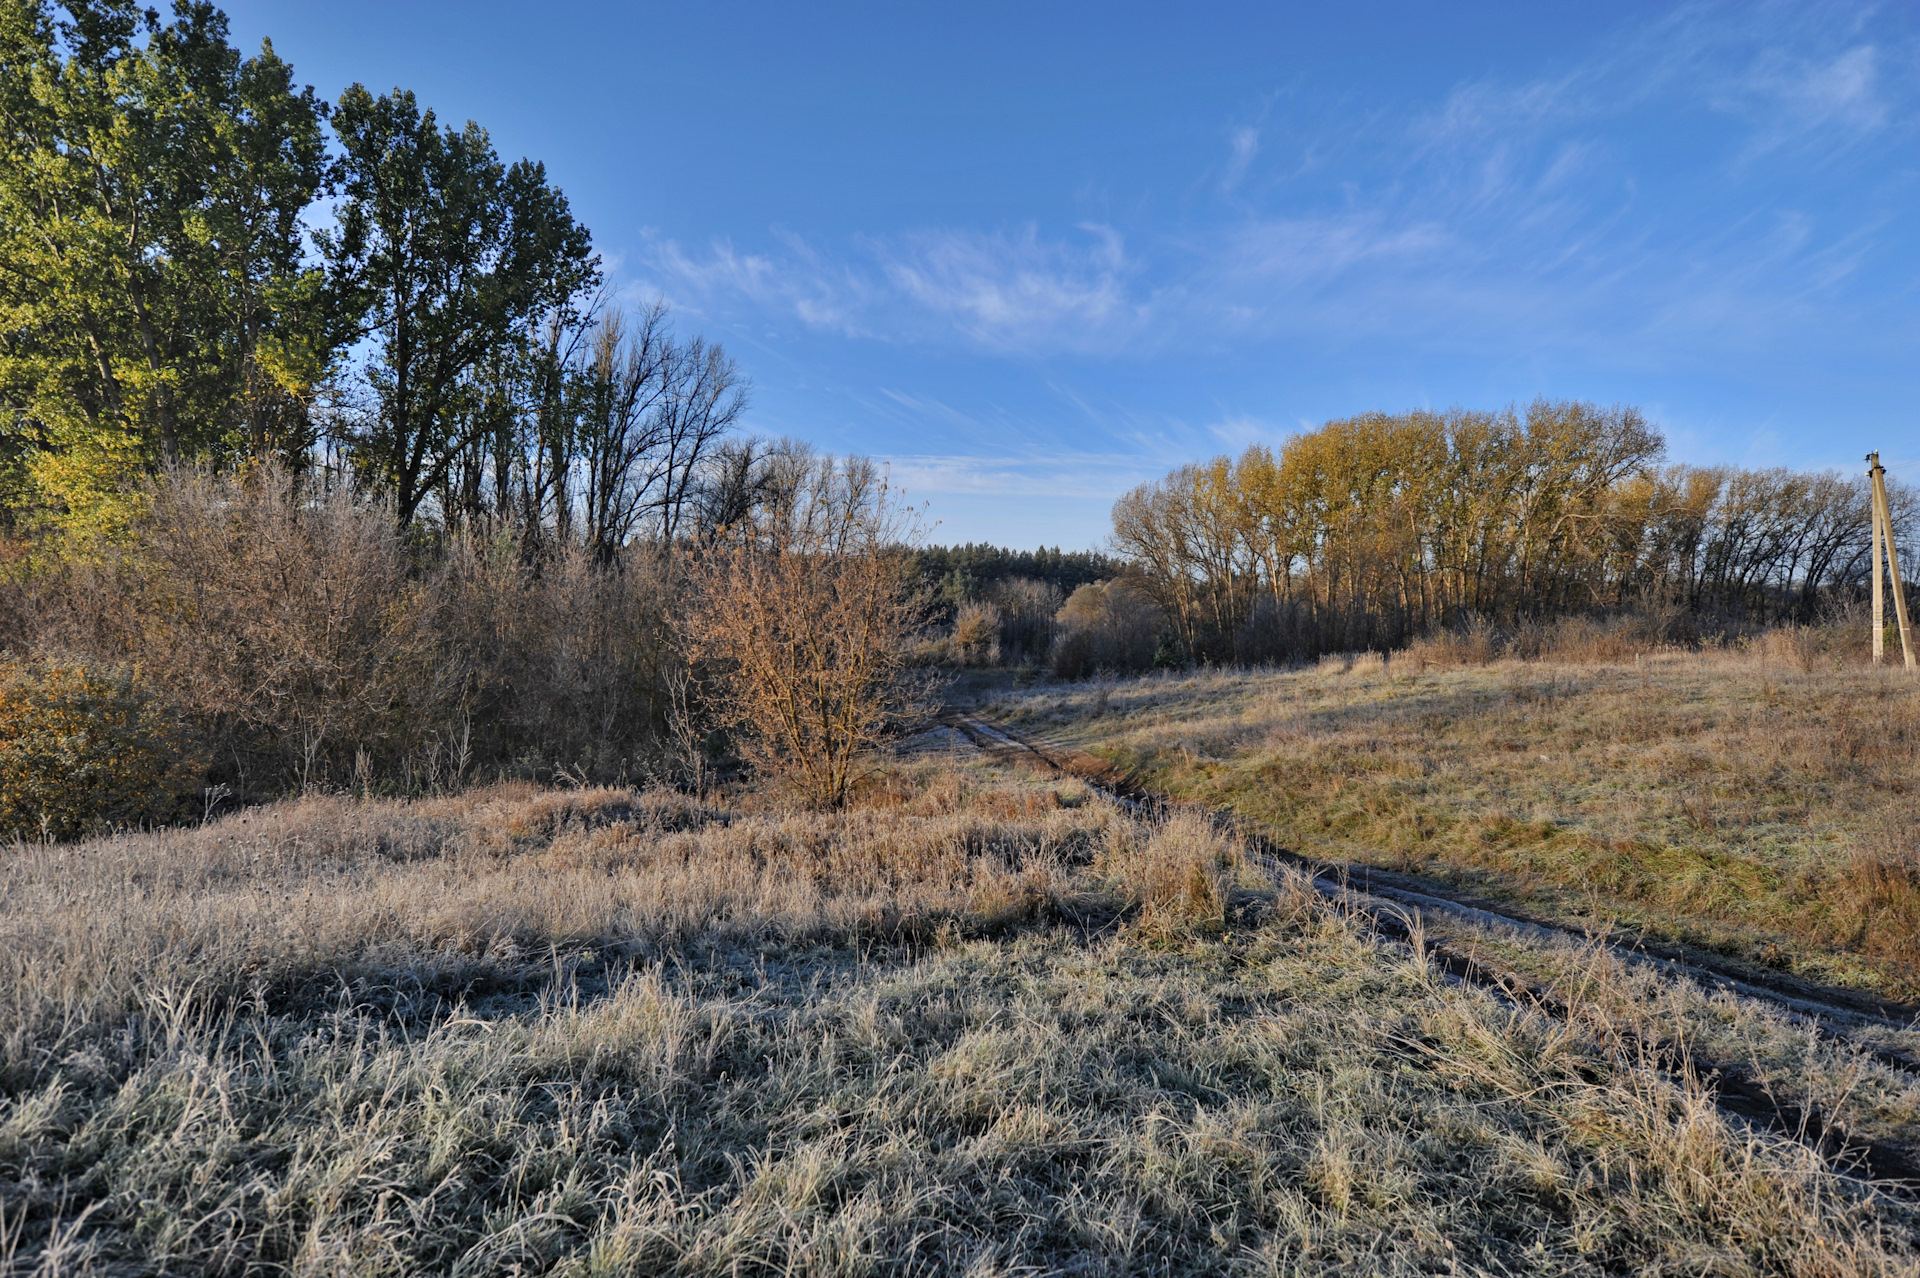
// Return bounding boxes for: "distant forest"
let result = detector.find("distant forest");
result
[1111,400,1910,664]
[912,404,1913,678]
[912,544,1122,619]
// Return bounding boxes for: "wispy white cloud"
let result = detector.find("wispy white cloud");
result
[635,0,1917,372]
[1413,2,1901,174]
[1221,126,1259,193]
[1206,414,1282,450]
[643,221,1147,355]
[874,223,1144,352]
[643,228,885,337]
[1724,43,1889,156]
[1216,215,1454,286]
[874,451,1169,501]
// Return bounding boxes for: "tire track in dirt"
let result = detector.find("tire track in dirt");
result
[941,710,1920,1191]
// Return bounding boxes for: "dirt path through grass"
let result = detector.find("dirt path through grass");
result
[986,654,1920,1006]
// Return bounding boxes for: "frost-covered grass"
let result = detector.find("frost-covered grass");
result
[3,757,1918,1274]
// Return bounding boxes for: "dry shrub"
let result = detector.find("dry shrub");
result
[948,600,1002,666]
[1316,650,1387,677]
[1399,616,1501,670]
[1753,606,1878,672]
[1098,808,1243,934]
[25,467,448,790]
[133,467,448,787]
[13,466,677,798]
[1757,624,1821,673]
[0,657,205,839]
[1049,577,1162,678]
[1512,614,1660,662]
[690,456,934,808]
[437,536,675,780]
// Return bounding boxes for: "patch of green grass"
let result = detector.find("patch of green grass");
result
[999,655,1920,998]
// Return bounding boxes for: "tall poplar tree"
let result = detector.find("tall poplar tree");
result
[321,85,598,530]
[0,0,334,525]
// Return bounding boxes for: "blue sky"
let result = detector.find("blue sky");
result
[227,1,1920,549]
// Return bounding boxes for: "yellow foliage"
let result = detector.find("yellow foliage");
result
[0,658,206,840]
[23,434,151,541]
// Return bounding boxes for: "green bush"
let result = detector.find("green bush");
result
[0,658,206,840]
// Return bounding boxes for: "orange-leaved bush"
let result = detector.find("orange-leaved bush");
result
[0,658,206,840]
[690,453,935,808]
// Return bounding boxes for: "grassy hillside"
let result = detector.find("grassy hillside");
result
[5,753,1920,1273]
[992,646,1920,1001]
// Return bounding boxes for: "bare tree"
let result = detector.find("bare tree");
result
[686,437,818,544]
[437,299,747,557]
[689,455,931,808]
[576,302,672,558]
[648,333,748,545]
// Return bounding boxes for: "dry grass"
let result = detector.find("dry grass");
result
[997,643,1920,999]
[0,772,1115,1087]
[5,756,1920,1272]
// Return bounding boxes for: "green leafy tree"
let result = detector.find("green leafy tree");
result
[321,85,599,530]
[0,0,334,527]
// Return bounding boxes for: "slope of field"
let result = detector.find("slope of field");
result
[990,649,1920,1003]
[4,754,1920,1273]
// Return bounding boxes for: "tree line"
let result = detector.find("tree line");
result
[912,544,1122,617]
[0,1,937,828]
[1,0,742,542]
[1111,400,1907,664]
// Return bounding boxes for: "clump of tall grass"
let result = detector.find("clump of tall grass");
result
[1097,808,1252,935]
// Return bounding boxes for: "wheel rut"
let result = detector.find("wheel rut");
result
[941,709,1920,1192]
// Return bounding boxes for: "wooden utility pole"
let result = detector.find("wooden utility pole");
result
[1873,453,1886,664]
[1868,451,1915,669]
